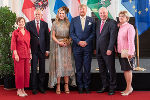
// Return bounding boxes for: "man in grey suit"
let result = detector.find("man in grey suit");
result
[96,7,118,95]
[70,4,95,94]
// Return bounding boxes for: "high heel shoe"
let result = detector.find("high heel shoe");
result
[22,90,28,96]
[121,88,133,96]
[17,91,25,97]
[64,83,70,94]
[120,91,125,94]
[24,93,28,96]
[56,83,61,94]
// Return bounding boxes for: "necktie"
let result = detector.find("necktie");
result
[100,21,104,33]
[81,18,85,30]
[37,21,39,35]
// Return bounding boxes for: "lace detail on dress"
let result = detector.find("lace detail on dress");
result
[48,21,76,88]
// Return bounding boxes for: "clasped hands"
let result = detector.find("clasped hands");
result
[78,41,87,47]
[58,41,68,47]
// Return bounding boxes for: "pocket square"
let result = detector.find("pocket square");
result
[88,22,92,25]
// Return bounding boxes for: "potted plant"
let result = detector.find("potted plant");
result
[0,6,17,88]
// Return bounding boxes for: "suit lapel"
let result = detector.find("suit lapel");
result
[101,18,110,34]
[97,20,101,38]
[84,16,88,32]
[39,20,42,36]
[33,20,39,37]
[77,16,83,32]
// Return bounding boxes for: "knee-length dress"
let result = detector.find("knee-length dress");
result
[48,20,76,88]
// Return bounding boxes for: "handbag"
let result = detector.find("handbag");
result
[60,38,72,45]
[121,49,129,58]
[121,49,136,68]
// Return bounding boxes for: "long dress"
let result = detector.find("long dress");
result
[48,20,76,88]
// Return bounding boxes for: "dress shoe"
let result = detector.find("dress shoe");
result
[121,88,133,96]
[108,90,115,95]
[85,88,91,94]
[39,88,46,93]
[78,88,84,94]
[97,87,108,93]
[32,89,38,95]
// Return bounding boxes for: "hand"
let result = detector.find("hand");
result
[63,42,68,47]
[29,54,32,63]
[58,41,65,47]
[128,55,134,59]
[45,51,49,57]
[106,50,112,55]
[15,54,19,62]
[78,41,87,47]
[30,54,32,59]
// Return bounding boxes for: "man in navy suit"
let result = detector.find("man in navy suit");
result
[96,7,118,95]
[70,4,95,94]
[26,9,50,94]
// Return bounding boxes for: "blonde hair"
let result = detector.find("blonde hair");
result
[119,11,130,22]
[78,4,87,9]
[55,7,70,26]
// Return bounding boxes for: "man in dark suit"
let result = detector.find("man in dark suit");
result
[96,7,118,95]
[26,9,50,94]
[70,4,95,94]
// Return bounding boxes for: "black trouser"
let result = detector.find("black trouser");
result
[96,50,117,90]
[31,47,45,90]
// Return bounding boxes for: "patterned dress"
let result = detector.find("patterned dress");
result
[48,20,76,88]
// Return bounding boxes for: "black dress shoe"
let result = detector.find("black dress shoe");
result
[97,87,108,93]
[39,88,46,93]
[108,90,115,95]
[78,88,84,94]
[85,88,91,94]
[32,89,38,95]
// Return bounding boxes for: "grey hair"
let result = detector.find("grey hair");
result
[99,7,108,13]
[34,8,43,15]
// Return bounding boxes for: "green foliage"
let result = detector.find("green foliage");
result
[0,6,17,77]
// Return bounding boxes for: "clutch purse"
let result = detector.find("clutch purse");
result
[121,49,136,68]
[60,38,72,45]
[121,49,128,58]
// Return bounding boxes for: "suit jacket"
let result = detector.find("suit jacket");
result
[70,16,95,51]
[26,20,50,54]
[96,18,118,54]
[11,28,30,58]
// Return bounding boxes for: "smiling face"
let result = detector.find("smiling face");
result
[119,14,128,24]
[17,18,25,28]
[79,6,87,17]
[99,7,108,21]
[34,9,42,21]
[58,10,66,20]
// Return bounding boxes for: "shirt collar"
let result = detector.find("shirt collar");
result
[80,16,86,20]
[101,20,106,23]
[35,20,40,24]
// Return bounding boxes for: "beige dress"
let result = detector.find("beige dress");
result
[48,20,76,88]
